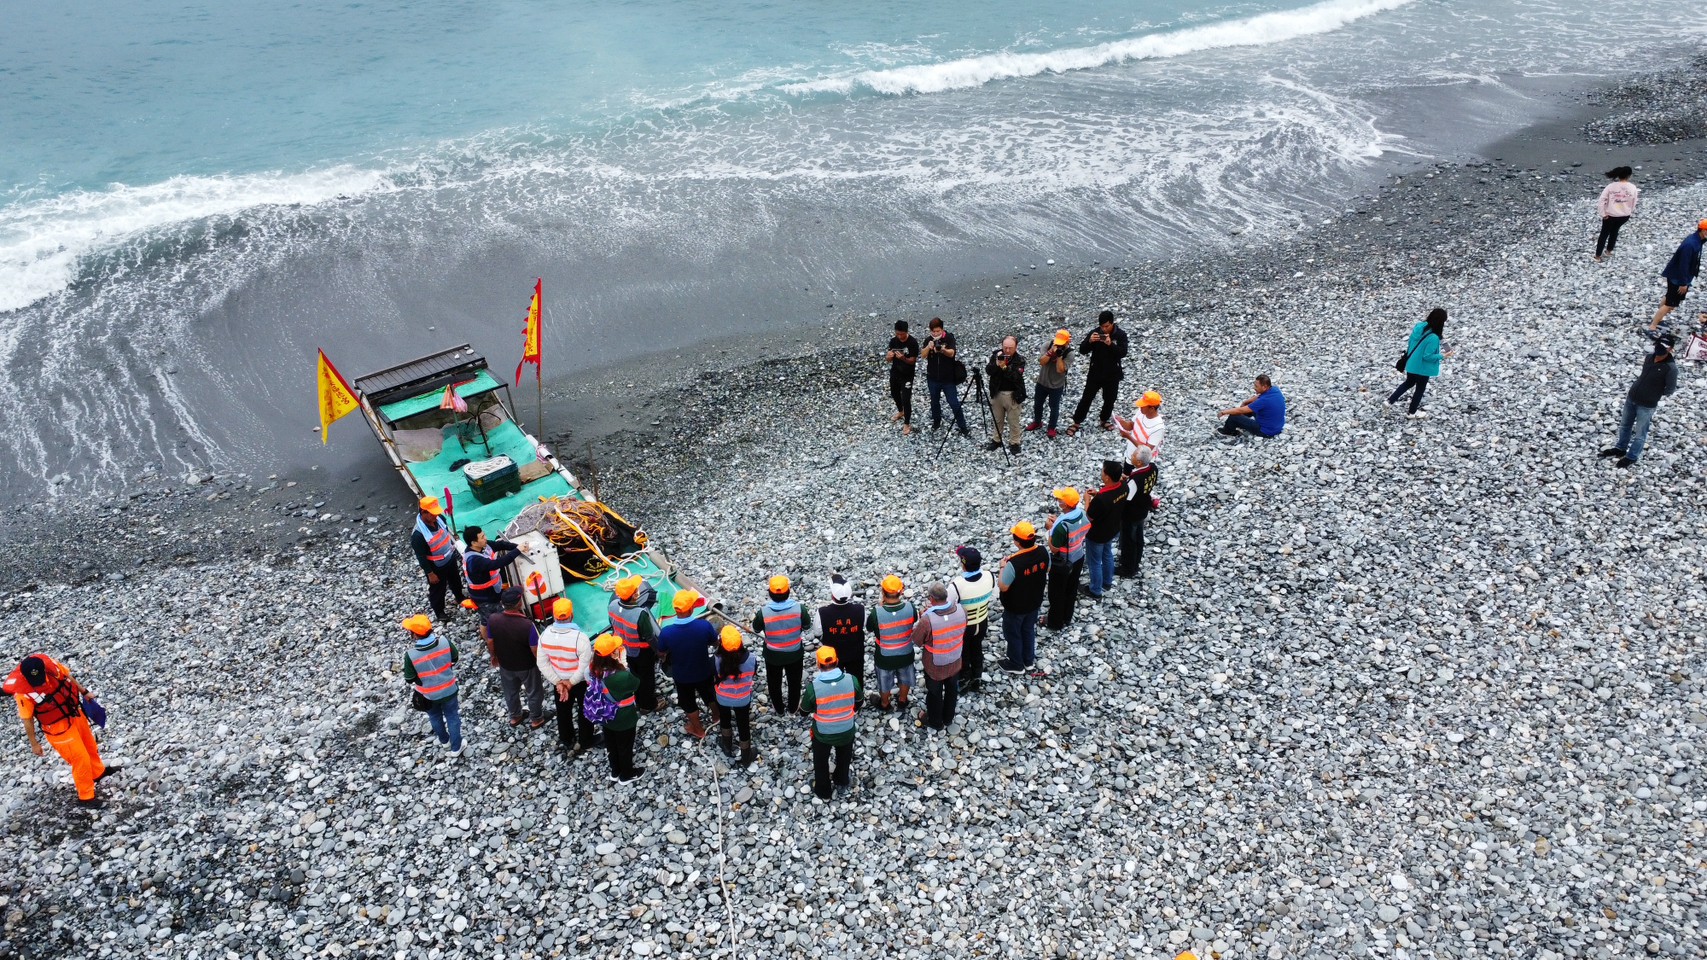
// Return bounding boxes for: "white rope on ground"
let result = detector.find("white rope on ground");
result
[692,734,739,953]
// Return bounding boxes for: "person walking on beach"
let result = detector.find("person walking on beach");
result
[912,583,966,731]
[866,575,917,712]
[1646,220,1707,335]
[985,336,1028,454]
[1117,447,1160,581]
[946,546,995,694]
[714,626,759,765]
[996,522,1048,673]
[1066,311,1129,436]
[410,496,467,622]
[1386,308,1450,418]
[400,616,464,759]
[1084,462,1124,600]
[922,317,971,435]
[817,575,867,694]
[1044,487,1089,628]
[885,320,920,435]
[536,598,597,756]
[607,575,661,712]
[1217,375,1285,438]
[657,589,718,740]
[488,588,546,729]
[1025,328,1073,438]
[752,575,812,716]
[1595,167,1639,261]
[6,653,113,806]
[461,525,523,641]
[1114,391,1166,462]
[800,646,860,801]
[589,634,643,783]
[1600,334,1679,469]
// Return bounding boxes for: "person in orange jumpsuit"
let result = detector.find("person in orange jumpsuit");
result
[4,654,113,807]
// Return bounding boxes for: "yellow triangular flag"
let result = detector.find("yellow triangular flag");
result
[317,349,359,444]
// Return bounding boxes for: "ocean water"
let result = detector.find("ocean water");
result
[0,0,1689,499]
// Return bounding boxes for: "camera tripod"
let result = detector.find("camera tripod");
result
[935,367,1012,462]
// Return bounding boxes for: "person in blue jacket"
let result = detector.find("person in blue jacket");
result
[1217,375,1285,438]
[1387,308,1449,418]
[1646,219,1707,335]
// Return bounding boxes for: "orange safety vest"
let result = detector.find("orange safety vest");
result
[414,515,456,566]
[924,609,965,664]
[5,656,82,736]
[463,546,501,593]
[874,603,916,656]
[715,654,757,707]
[538,624,584,677]
[811,672,857,734]
[408,635,459,699]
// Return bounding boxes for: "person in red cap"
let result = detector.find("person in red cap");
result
[5,654,113,807]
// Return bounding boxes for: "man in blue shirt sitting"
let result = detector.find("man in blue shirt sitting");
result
[1217,374,1285,438]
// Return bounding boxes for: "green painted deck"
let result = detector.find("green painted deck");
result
[378,369,501,423]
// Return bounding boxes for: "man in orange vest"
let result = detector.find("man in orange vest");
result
[461,525,523,641]
[910,583,966,731]
[798,647,861,801]
[410,496,468,622]
[5,654,113,807]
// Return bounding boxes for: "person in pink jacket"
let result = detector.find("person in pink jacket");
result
[1595,166,1639,262]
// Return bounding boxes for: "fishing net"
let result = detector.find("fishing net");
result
[504,497,649,581]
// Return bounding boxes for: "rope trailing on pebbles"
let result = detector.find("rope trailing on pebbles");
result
[694,734,739,952]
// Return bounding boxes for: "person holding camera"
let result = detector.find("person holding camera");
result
[984,336,1027,453]
[1025,328,1073,438]
[1066,310,1129,436]
[922,317,971,435]
[885,320,920,436]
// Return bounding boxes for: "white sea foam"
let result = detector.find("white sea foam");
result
[0,167,392,313]
[781,0,1418,96]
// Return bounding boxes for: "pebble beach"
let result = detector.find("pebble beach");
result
[1,57,1705,960]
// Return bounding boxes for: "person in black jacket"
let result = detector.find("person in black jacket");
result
[1067,311,1129,436]
[1083,461,1124,599]
[817,575,867,694]
[461,526,523,640]
[885,320,920,436]
[1600,335,1679,468]
[1117,447,1159,579]
[921,317,971,435]
[985,336,1027,454]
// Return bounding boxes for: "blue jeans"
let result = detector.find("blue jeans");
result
[424,694,463,752]
[1616,399,1657,461]
[1223,414,1272,436]
[1030,385,1063,429]
[928,377,968,431]
[1001,609,1037,668]
[1085,540,1116,596]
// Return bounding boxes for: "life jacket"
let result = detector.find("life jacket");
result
[1002,545,1049,612]
[873,602,917,658]
[413,515,456,566]
[462,545,501,595]
[538,622,586,680]
[1051,507,1089,564]
[409,633,459,700]
[715,653,758,707]
[4,656,82,736]
[761,599,804,654]
[923,604,966,669]
[608,599,650,651]
[952,571,995,626]
[810,670,857,735]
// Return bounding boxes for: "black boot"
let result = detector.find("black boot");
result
[739,742,757,767]
[718,729,735,758]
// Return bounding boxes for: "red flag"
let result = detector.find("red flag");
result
[437,383,468,413]
[515,278,542,385]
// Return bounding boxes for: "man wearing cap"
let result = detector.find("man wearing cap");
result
[589,634,644,784]
[1646,219,1707,334]
[922,317,972,435]
[607,575,662,712]
[5,654,112,806]
[1217,374,1285,438]
[817,574,867,694]
[461,526,524,636]
[866,575,918,712]
[911,583,966,731]
[985,336,1028,454]
[1084,462,1124,600]
[1115,391,1166,462]
[1067,311,1129,436]
[488,588,546,728]
[885,319,920,435]
[1600,334,1680,468]
[799,647,861,801]
[1044,487,1090,629]
[1026,328,1074,439]
[752,575,813,716]
[946,547,995,694]
[996,522,1049,673]
[401,616,464,758]
[536,598,597,755]
[1118,446,1160,580]
[410,496,467,622]
[657,590,719,740]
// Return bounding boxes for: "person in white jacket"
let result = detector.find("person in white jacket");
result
[1114,390,1166,463]
[536,598,597,756]
[1595,166,1639,261]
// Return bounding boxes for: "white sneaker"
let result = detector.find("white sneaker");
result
[1406,410,1428,420]
[448,744,464,758]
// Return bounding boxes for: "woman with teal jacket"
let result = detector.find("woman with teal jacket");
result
[1387,308,1447,418]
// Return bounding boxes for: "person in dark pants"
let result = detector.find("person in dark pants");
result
[536,598,597,755]
[921,317,970,434]
[1117,448,1159,580]
[590,634,642,784]
[1043,487,1089,630]
[1026,328,1073,438]
[945,547,994,694]
[752,575,812,716]
[912,583,966,731]
[1387,309,1448,418]
[1084,462,1124,599]
[1217,375,1285,438]
[460,525,523,642]
[799,647,860,800]
[606,575,661,712]
[409,496,467,622]
[996,522,1048,672]
[885,320,920,436]
[487,588,545,728]
[656,589,718,741]
[714,626,759,765]
[1594,166,1638,261]
[1647,219,1707,334]
[1066,310,1129,436]
[816,575,866,693]
[1600,334,1679,468]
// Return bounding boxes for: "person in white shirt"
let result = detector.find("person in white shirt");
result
[1114,390,1166,462]
[536,598,597,756]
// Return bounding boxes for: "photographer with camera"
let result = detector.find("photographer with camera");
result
[983,336,1027,454]
[884,320,920,436]
[1025,328,1073,438]
[921,317,971,435]
[1066,310,1129,437]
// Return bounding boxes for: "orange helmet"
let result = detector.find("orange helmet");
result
[613,576,642,601]
[1011,520,1037,541]
[768,574,791,594]
[401,615,434,636]
[881,574,904,595]
[720,626,744,652]
[815,647,839,667]
[593,633,622,657]
[552,598,574,620]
